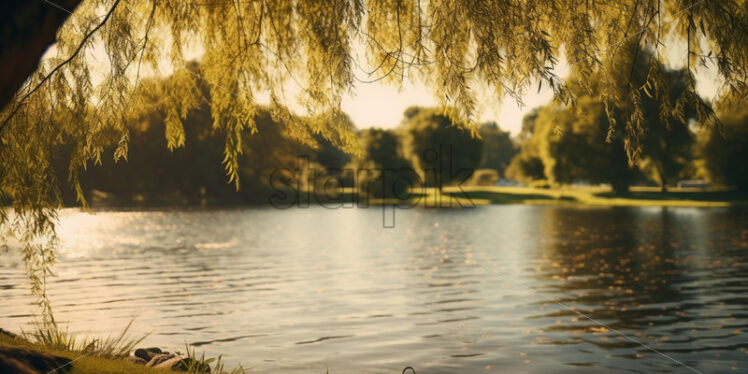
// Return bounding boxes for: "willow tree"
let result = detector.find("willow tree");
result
[1,0,746,319]
[509,50,703,192]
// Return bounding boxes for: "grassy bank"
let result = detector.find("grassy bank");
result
[0,333,155,374]
[0,329,239,374]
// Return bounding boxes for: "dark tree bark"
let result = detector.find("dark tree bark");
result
[0,0,82,112]
[609,137,631,195]
[658,167,668,192]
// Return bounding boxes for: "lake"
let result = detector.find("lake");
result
[1,205,747,373]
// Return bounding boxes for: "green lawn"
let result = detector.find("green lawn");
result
[440,186,748,207]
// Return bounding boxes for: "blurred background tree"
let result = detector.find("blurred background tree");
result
[696,94,748,191]
[636,68,697,192]
[353,128,415,199]
[401,107,483,189]
[477,122,517,179]
[505,110,546,184]
[507,49,702,193]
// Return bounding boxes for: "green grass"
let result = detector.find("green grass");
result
[23,319,147,359]
[181,342,242,374]
[442,185,748,207]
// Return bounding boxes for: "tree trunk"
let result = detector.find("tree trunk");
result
[0,1,82,112]
[609,136,631,195]
[658,166,668,192]
[611,179,630,194]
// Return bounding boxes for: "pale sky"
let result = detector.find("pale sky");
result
[341,78,556,134]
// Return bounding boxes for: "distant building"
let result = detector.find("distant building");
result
[495,178,522,187]
[676,179,710,188]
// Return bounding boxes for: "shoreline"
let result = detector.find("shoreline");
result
[63,186,748,211]
[0,330,236,374]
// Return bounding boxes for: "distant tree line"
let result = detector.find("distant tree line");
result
[57,61,747,206]
[58,96,512,204]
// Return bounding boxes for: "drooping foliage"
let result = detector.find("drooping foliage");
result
[1,0,747,318]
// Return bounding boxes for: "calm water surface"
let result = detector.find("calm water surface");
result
[1,205,747,373]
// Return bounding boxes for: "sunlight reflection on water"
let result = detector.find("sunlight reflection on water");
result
[1,205,747,373]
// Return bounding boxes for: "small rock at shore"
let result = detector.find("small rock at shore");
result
[0,346,72,374]
[132,346,210,372]
[134,347,163,362]
[146,353,177,367]
[153,356,183,370]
